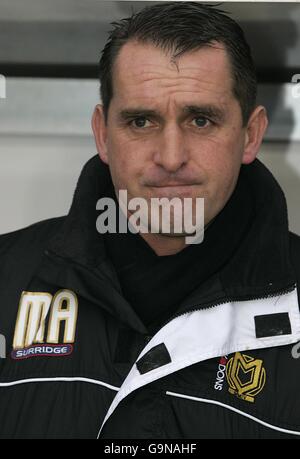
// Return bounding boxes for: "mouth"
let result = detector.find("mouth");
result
[149,184,199,198]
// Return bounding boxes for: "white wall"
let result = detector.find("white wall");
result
[0,135,94,234]
[259,143,300,236]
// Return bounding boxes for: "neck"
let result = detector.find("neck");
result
[138,216,218,256]
[138,232,187,256]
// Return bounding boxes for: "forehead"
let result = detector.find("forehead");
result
[111,40,234,107]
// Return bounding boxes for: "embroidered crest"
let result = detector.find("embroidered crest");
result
[226,352,266,403]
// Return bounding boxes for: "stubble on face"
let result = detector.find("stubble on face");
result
[101,40,247,248]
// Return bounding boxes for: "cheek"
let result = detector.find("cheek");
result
[202,129,244,170]
[106,138,144,192]
[194,133,244,197]
[209,155,241,195]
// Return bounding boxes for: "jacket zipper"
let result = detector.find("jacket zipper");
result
[45,249,297,338]
[156,283,297,334]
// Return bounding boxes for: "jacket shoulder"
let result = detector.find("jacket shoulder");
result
[0,217,66,304]
[289,231,300,282]
[0,217,65,261]
[289,231,300,254]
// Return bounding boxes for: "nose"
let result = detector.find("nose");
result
[153,124,188,173]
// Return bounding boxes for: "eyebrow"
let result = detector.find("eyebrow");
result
[118,108,161,122]
[183,105,225,122]
[117,104,225,123]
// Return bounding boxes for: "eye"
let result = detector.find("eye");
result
[130,117,151,129]
[192,117,211,128]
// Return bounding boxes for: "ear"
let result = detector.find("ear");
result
[91,104,109,165]
[242,105,268,165]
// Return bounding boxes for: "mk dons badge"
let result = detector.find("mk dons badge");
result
[226,352,266,403]
[11,290,78,360]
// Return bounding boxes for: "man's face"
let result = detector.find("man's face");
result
[93,40,261,231]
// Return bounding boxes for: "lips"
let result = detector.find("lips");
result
[153,183,196,187]
[149,184,199,198]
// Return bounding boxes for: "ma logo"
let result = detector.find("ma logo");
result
[12,290,78,360]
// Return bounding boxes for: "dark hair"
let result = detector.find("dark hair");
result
[99,1,257,126]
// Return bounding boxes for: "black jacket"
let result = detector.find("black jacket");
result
[1,155,300,439]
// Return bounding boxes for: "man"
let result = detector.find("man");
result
[1,1,300,439]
